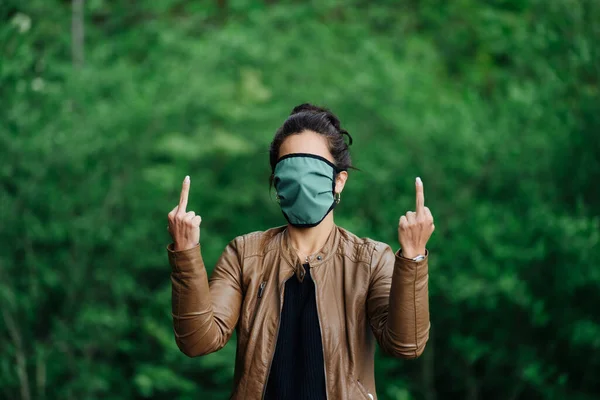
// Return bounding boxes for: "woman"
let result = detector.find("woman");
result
[167,104,434,400]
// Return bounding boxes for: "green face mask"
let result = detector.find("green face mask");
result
[273,153,340,228]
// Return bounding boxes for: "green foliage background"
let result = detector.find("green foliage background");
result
[1,0,599,399]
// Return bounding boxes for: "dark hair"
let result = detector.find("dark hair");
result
[269,103,354,178]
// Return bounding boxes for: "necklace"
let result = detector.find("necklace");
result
[286,227,329,264]
[291,246,316,263]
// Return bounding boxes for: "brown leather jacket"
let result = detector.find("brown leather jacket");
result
[169,225,430,399]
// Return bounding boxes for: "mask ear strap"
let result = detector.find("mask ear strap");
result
[332,167,346,192]
[332,173,336,192]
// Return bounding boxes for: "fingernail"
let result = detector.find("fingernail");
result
[184,175,190,183]
[416,177,422,185]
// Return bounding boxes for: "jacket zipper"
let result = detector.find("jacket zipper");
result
[258,281,267,298]
[249,281,268,331]
[311,264,330,399]
[261,273,292,399]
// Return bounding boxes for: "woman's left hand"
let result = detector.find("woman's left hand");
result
[398,177,435,259]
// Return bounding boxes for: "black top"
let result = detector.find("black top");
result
[264,263,327,399]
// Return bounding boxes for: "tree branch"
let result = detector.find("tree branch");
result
[2,309,31,400]
[72,0,85,68]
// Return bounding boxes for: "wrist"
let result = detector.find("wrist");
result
[400,248,425,259]
[174,242,199,252]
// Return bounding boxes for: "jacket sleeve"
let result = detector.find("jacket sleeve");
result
[366,243,430,359]
[168,237,243,357]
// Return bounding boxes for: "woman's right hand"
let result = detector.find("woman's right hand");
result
[168,175,201,251]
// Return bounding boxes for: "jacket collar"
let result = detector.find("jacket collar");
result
[279,224,340,271]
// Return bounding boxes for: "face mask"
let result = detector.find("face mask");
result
[273,153,341,228]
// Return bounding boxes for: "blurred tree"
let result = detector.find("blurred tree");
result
[0,0,598,399]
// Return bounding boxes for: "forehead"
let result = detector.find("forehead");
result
[278,130,334,163]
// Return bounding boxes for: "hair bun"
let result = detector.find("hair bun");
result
[291,103,342,129]
[290,103,352,146]
[290,103,329,115]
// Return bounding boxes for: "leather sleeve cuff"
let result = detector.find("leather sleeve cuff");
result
[396,249,429,261]
[394,249,429,279]
[167,243,202,273]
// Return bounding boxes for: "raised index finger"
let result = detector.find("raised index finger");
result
[415,176,425,215]
[178,175,190,212]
